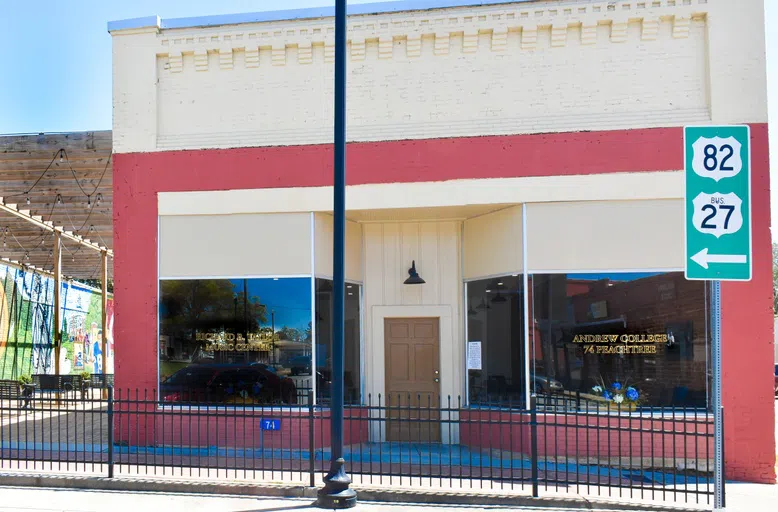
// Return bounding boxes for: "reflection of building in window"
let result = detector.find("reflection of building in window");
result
[315,278,362,404]
[158,277,312,405]
[531,272,709,409]
[466,274,526,407]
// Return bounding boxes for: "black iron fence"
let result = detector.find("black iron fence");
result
[0,387,717,508]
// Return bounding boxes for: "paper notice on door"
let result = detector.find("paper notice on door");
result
[467,341,482,370]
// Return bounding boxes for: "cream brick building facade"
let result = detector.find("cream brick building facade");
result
[112,0,766,153]
[109,0,775,484]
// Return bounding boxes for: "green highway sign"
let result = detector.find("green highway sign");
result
[684,126,752,281]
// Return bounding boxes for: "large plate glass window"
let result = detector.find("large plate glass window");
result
[315,278,361,405]
[466,274,526,407]
[530,272,709,411]
[159,277,312,405]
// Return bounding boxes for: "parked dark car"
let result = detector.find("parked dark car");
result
[286,355,312,376]
[161,363,297,404]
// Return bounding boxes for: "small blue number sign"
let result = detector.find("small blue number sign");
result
[261,419,281,431]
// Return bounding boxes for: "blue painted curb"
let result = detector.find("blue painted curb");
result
[1,441,712,485]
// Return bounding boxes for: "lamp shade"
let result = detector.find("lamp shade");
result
[491,292,507,303]
[403,260,425,285]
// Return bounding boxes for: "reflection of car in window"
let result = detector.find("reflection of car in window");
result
[287,355,312,376]
[161,363,297,404]
[533,374,564,394]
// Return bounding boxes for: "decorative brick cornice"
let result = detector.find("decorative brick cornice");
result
[271,44,286,66]
[462,30,478,53]
[492,28,508,51]
[193,49,208,71]
[521,26,537,50]
[378,37,393,59]
[219,48,233,70]
[581,22,597,45]
[168,51,183,73]
[245,47,259,68]
[407,35,422,58]
[642,19,660,41]
[673,16,692,38]
[434,32,450,55]
[550,24,567,48]
[155,0,709,72]
[611,18,629,43]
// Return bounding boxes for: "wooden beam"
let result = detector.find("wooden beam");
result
[101,250,109,398]
[53,232,62,377]
[0,197,113,255]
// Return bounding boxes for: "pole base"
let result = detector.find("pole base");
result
[315,488,357,509]
[316,458,357,509]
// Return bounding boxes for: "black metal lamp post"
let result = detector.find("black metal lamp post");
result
[316,0,356,508]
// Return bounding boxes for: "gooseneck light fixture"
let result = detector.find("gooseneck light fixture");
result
[403,260,425,285]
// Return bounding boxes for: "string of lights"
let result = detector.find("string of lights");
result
[2,198,58,254]
[62,149,110,209]
[2,148,110,210]
[0,144,113,281]
[3,150,59,202]
[90,225,112,248]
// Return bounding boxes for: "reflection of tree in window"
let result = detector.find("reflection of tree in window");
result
[159,277,313,405]
[160,279,267,364]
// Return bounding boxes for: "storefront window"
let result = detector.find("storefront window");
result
[315,278,361,405]
[159,277,312,405]
[530,272,709,410]
[466,275,526,407]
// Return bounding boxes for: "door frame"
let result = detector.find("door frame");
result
[369,305,458,444]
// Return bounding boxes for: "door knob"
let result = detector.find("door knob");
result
[434,378,440,383]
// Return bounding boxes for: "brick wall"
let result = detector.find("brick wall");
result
[111,1,731,153]
[460,410,713,472]
[113,405,370,450]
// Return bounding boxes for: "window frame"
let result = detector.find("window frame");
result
[462,205,712,416]
[527,269,711,416]
[463,273,528,409]
[156,274,314,411]
[462,267,712,417]
[312,276,365,406]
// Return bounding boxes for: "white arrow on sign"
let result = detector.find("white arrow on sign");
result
[690,248,747,269]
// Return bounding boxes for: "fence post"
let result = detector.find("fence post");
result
[309,390,315,487]
[107,385,114,478]
[530,394,539,498]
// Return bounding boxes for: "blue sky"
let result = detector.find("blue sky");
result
[236,277,312,331]
[1,0,776,234]
[0,0,379,134]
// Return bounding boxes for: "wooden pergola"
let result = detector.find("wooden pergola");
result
[0,131,113,377]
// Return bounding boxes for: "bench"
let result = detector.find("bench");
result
[86,374,114,389]
[0,380,34,409]
[33,374,77,392]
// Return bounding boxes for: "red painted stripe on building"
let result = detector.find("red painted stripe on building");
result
[113,126,687,191]
[113,125,774,483]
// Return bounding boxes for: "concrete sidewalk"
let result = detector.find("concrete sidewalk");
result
[0,483,775,512]
[0,487,615,512]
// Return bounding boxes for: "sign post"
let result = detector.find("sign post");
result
[684,125,751,511]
